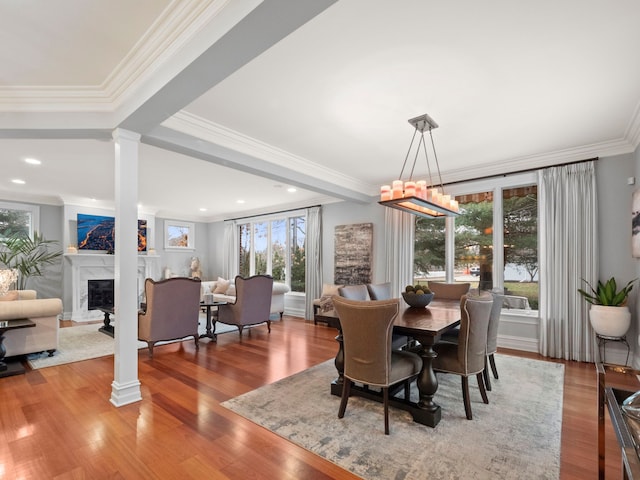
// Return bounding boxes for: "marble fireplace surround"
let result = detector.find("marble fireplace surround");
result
[63,254,160,322]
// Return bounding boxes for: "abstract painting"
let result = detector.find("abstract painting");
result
[334,223,373,285]
[633,190,640,257]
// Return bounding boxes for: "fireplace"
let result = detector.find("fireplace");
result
[63,254,160,321]
[88,279,115,310]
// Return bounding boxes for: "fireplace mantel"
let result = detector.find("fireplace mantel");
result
[63,254,161,321]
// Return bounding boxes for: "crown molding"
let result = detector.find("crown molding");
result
[440,137,637,185]
[0,0,234,112]
[624,100,640,151]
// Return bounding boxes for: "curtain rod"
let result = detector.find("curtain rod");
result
[443,156,599,187]
[226,204,321,222]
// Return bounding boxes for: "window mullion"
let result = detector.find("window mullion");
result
[445,216,455,283]
[493,187,504,291]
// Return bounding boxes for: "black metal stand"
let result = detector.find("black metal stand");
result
[596,334,630,366]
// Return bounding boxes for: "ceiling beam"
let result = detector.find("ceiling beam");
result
[119,0,338,134]
[142,126,372,204]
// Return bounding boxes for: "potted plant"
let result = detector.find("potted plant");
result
[0,231,62,290]
[578,277,636,337]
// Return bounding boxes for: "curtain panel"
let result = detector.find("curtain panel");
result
[538,161,597,361]
[305,206,322,320]
[223,220,239,280]
[384,208,415,297]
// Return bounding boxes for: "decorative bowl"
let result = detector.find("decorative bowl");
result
[402,292,435,308]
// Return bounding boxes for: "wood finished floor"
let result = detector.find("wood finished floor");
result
[0,316,631,479]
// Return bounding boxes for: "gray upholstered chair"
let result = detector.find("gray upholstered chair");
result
[338,284,370,300]
[427,281,471,300]
[366,282,392,301]
[217,275,274,336]
[484,293,505,391]
[332,296,422,435]
[366,282,411,350]
[137,277,201,358]
[432,294,493,420]
[439,292,504,392]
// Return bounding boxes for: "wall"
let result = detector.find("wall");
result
[29,203,64,299]
[320,201,386,285]
[595,153,638,365]
[154,217,210,280]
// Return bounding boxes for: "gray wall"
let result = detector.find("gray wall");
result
[154,218,210,279]
[31,203,64,299]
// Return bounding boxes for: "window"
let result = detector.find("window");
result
[238,213,307,292]
[414,174,538,311]
[0,201,38,239]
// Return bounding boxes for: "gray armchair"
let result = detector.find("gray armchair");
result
[217,275,274,336]
[137,277,201,358]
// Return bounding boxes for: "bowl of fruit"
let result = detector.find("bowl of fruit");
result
[402,284,435,308]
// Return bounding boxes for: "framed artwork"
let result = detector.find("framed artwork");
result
[334,223,373,284]
[633,190,640,257]
[164,220,195,250]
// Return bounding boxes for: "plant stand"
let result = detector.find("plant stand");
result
[596,333,630,366]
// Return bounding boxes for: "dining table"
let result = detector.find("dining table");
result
[316,298,461,427]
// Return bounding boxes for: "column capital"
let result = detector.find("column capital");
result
[112,128,141,143]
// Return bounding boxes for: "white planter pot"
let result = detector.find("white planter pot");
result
[589,305,631,338]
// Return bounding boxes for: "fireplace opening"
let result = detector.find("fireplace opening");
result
[88,279,114,310]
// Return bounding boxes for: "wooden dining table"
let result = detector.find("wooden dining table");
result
[317,298,461,428]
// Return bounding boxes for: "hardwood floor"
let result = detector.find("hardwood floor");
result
[0,316,632,479]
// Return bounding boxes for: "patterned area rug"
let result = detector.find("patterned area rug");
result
[222,354,564,480]
[27,314,247,369]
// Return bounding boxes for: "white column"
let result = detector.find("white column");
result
[110,128,142,407]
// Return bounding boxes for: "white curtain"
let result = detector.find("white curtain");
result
[538,161,597,361]
[384,207,415,297]
[223,220,239,280]
[305,206,322,320]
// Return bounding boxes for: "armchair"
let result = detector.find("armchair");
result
[137,277,201,358]
[217,275,274,336]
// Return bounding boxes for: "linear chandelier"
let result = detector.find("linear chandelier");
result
[378,113,460,218]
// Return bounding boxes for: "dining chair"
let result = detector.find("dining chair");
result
[432,294,493,420]
[332,296,422,435]
[366,282,413,350]
[427,281,471,300]
[337,284,370,300]
[484,293,505,391]
[217,275,274,336]
[439,292,504,391]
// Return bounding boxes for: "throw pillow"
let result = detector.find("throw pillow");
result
[321,283,343,297]
[0,291,19,301]
[213,277,230,294]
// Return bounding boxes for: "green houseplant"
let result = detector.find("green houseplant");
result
[0,231,62,290]
[578,277,637,337]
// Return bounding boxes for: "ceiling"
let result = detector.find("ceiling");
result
[2,0,640,222]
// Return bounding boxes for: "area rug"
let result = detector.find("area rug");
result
[27,314,250,369]
[221,354,563,480]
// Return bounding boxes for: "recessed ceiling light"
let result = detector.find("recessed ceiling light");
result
[24,158,41,165]
[237,199,245,204]
[199,208,207,212]
[287,187,297,193]
[90,198,97,202]
[11,179,25,185]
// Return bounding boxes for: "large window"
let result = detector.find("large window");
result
[0,201,38,239]
[238,213,306,292]
[414,174,538,310]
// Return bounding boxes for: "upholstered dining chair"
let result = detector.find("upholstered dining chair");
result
[138,277,202,358]
[432,294,493,420]
[484,293,505,391]
[439,292,504,392]
[366,282,411,350]
[427,281,471,300]
[337,284,370,300]
[217,275,274,336]
[332,296,422,435]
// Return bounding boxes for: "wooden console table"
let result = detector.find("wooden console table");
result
[0,318,35,377]
[597,362,640,479]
